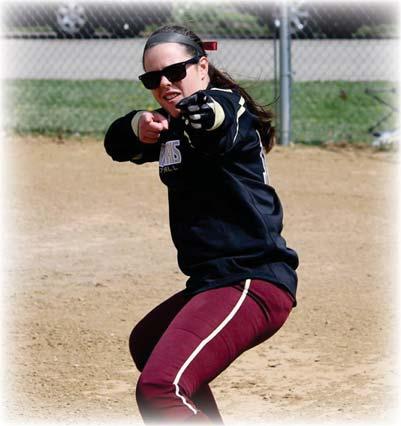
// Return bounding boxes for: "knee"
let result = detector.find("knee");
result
[136,372,173,406]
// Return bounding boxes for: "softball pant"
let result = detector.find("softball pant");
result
[129,279,294,424]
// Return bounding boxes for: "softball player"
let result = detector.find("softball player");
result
[104,25,299,424]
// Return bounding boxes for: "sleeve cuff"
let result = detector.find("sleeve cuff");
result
[131,111,146,138]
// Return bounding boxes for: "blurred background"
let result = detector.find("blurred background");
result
[1,0,399,145]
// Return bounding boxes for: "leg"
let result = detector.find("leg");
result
[129,289,189,372]
[192,385,223,424]
[136,279,293,423]
[129,289,224,422]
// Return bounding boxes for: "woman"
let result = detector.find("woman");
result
[104,25,299,424]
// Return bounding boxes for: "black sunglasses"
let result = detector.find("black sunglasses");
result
[139,56,202,90]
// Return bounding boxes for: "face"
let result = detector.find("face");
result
[143,43,210,118]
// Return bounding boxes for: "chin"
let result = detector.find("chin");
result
[164,105,180,118]
[170,109,181,118]
[159,96,182,117]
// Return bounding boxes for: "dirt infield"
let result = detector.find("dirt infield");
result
[2,136,399,424]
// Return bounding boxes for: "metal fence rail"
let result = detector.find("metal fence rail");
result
[1,0,399,144]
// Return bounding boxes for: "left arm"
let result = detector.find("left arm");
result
[177,89,250,155]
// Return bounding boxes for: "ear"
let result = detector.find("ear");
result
[199,56,209,81]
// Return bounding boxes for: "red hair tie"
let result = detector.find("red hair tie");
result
[202,41,218,51]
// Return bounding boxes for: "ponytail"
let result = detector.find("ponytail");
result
[208,64,275,153]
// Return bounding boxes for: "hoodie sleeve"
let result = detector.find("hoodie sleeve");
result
[183,88,253,156]
[104,110,161,164]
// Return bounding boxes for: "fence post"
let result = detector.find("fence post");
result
[279,1,291,146]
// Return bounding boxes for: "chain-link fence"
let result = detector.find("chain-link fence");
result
[1,0,399,144]
[287,1,399,144]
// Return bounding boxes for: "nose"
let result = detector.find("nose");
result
[159,75,172,87]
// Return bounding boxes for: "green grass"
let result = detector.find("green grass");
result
[3,80,159,138]
[3,79,398,144]
[291,81,398,144]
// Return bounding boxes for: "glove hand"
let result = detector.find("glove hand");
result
[176,91,216,131]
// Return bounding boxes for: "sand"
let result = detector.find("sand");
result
[2,136,399,424]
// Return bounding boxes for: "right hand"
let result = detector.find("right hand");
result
[138,111,169,144]
[176,91,216,131]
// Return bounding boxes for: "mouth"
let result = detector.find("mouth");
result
[163,92,181,103]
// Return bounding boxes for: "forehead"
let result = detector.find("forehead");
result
[143,43,192,71]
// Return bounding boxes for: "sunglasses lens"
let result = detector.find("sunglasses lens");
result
[140,72,161,90]
[164,63,187,83]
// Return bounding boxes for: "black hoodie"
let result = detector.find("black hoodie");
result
[104,87,299,302]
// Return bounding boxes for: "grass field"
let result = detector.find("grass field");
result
[3,79,398,144]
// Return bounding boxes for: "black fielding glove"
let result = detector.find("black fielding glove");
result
[176,91,216,131]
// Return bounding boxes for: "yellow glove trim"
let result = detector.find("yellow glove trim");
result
[208,99,225,131]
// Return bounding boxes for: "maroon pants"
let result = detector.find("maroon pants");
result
[129,279,294,424]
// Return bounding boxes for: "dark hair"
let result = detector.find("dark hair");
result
[144,25,275,153]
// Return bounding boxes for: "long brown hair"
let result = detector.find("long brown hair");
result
[144,25,275,153]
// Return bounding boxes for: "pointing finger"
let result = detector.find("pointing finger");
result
[148,121,164,132]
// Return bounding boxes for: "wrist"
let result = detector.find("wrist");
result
[131,111,146,138]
